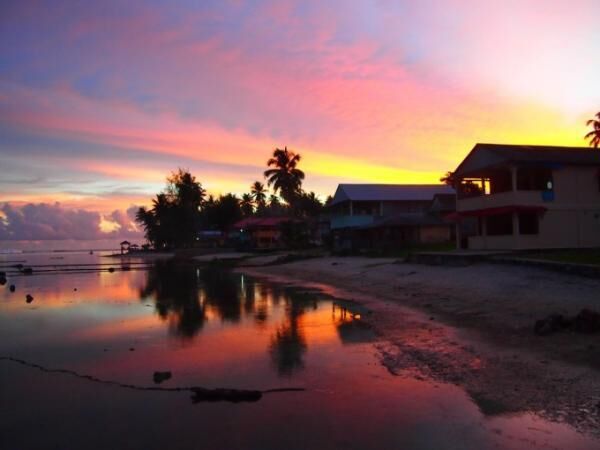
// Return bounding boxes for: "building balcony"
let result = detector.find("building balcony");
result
[330,215,375,230]
[457,190,551,211]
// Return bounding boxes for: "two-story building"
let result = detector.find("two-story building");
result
[329,184,455,251]
[451,143,600,250]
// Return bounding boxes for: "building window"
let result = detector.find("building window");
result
[518,212,539,235]
[516,168,553,191]
[486,213,513,236]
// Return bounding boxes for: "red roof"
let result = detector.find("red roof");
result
[233,217,293,229]
[446,205,547,221]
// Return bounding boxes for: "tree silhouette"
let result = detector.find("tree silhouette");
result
[240,193,254,217]
[264,147,305,205]
[134,170,204,248]
[585,112,600,148]
[440,171,455,187]
[251,181,267,214]
[294,191,323,217]
[201,194,243,231]
[267,194,285,216]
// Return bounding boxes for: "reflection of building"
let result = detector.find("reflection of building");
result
[328,184,455,252]
[451,144,600,250]
[332,302,374,345]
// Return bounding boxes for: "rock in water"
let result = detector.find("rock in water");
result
[26,294,34,303]
[152,371,172,384]
[9,284,15,292]
[22,267,33,275]
[108,267,115,273]
[0,277,6,286]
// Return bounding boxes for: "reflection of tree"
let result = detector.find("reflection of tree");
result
[200,265,243,322]
[139,263,316,376]
[269,301,308,376]
[140,263,270,338]
[140,261,206,338]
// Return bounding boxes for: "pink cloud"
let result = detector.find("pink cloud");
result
[0,202,143,241]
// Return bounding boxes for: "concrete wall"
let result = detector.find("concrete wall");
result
[468,209,600,250]
[460,166,600,250]
[419,225,451,244]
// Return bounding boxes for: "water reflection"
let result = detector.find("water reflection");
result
[140,262,360,376]
[269,300,309,376]
[139,261,207,337]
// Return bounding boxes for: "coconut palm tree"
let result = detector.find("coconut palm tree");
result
[241,193,254,217]
[585,112,600,148]
[251,181,267,210]
[264,147,305,205]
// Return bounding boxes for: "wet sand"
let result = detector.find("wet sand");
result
[239,256,600,437]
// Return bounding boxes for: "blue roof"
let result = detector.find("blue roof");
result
[330,184,454,205]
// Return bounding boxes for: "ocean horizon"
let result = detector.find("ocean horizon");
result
[0,239,138,253]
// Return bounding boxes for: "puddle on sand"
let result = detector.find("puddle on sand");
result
[0,255,598,450]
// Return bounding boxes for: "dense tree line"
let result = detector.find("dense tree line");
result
[135,147,327,248]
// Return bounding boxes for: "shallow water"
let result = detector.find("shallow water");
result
[0,253,597,450]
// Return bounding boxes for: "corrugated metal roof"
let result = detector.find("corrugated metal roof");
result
[330,184,454,206]
[454,143,600,177]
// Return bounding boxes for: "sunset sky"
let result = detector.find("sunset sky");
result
[1,0,599,241]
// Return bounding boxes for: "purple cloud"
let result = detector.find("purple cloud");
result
[0,202,142,240]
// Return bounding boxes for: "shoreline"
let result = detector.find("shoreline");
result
[237,256,600,436]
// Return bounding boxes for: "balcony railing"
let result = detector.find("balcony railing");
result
[458,190,548,211]
[330,215,375,230]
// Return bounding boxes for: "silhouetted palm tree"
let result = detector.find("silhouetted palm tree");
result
[135,170,204,249]
[264,147,305,205]
[251,181,267,211]
[241,193,254,217]
[585,112,600,148]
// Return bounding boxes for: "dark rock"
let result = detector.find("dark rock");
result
[573,309,600,333]
[25,294,34,303]
[190,387,262,403]
[121,265,131,271]
[73,288,77,291]
[9,284,15,292]
[21,267,33,275]
[0,277,6,286]
[108,267,115,273]
[129,347,135,351]
[0,271,5,277]
[153,371,172,384]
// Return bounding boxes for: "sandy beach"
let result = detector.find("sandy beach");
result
[239,256,600,436]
